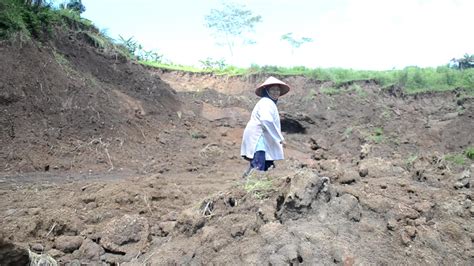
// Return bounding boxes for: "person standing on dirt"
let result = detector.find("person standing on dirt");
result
[241,76,290,177]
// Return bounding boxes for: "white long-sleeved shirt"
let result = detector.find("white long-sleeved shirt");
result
[241,97,284,160]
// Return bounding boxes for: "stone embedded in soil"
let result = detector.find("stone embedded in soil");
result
[175,209,206,237]
[387,219,397,231]
[413,201,434,214]
[99,214,149,255]
[230,224,245,238]
[414,217,427,226]
[151,221,177,237]
[27,208,42,215]
[47,248,64,258]
[257,203,277,223]
[457,169,470,181]
[404,225,417,237]
[400,231,412,246]
[360,194,392,214]
[79,238,105,261]
[277,243,300,264]
[454,177,471,189]
[277,171,330,221]
[339,169,359,184]
[30,243,44,252]
[100,253,124,264]
[391,204,420,220]
[311,149,326,160]
[358,165,369,177]
[54,235,83,253]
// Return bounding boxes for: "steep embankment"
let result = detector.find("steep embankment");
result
[0,29,180,174]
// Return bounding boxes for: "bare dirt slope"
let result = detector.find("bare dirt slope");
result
[0,31,473,265]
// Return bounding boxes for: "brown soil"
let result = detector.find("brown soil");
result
[0,28,473,265]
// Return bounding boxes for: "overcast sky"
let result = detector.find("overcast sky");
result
[76,0,473,70]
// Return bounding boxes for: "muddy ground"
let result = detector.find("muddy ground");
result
[0,28,473,265]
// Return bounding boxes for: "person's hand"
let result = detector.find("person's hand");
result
[280,140,286,148]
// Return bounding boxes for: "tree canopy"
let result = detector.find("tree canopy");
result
[204,2,262,56]
[64,0,86,14]
[281,32,313,54]
[450,54,474,70]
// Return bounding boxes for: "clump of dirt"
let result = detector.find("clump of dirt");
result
[1,26,473,264]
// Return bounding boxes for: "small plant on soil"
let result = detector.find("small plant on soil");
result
[190,131,206,139]
[464,147,474,160]
[380,106,392,120]
[343,127,353,138]
[369,127,384,143]
[444,153,466,165]
[350,84,367,97]
[199,57,227,70]
[405,154,418,169]
[320,86,341,96]
[243,173,274,199]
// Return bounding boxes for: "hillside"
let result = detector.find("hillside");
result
[0,25,181,174]
[0,5,473,265]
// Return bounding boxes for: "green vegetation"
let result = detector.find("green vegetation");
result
[368,127,384,144]
[190,131,206,139]
[139,62,474,96]
[464,147,474,160]
[444,153,466,165]
[343,127,353,138]
[117,35,162,62]
[199,57,227,70]
[405,154,418,169]
[451,54,474,70]
[350,84,367,97]
[280,32,313,54]
[0,0,92,39]
[243,175,274,199]
[59,0,85,14]
[320,87,342,96]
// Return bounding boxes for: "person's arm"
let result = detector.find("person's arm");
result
[256,102,284,144]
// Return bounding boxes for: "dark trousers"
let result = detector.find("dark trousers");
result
[250,151,274,171]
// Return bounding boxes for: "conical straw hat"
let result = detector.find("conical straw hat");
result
[255,76,291,97]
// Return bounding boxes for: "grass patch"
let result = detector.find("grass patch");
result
[243,173,274,199]
[141,62,474,97]
[444,153,466,165]
[141,61,208,73]
[380,106,392,120]
[368,127,384,143]
[350,84,367,97]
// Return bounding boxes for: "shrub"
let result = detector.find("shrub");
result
[464,147,474,160]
